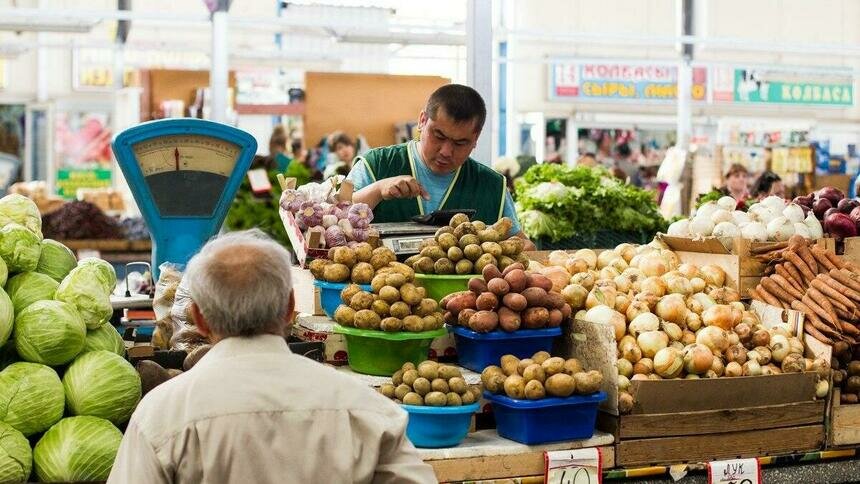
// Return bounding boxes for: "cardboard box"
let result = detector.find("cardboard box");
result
[842,237,860,267]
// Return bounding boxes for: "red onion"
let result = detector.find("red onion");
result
[824,212,858,240]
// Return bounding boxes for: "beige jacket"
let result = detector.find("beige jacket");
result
[107,335,437,484]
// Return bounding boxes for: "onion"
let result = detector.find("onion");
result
[661,250,681,271]
[783,203,806,224]
[631,373,649,381]
[548,250,570,268]
[597,250,622,269]
[702,304,735,330]
[681,329,697,346]
[742,360,762,376]
[695,202,719,221]
[689,217,715,236]
[725,344,748,365]
[640,276,667,297]
[769,334,790,363]
[540,266,571,293]
[746,350,762,365]
[610,256,630,273]
[629,312,660,337]
[710,357,725,377]
[699,265,726,287]
[686,296,703,315]
[793,222,811,239]
[575,310,587,320]
[740,221,768,242]
[574,249,598,269]
[713,221,740,243]
[816,380,830,398]
[586,286,617,310]
[639,254,668,277]
[585,305,626,341]
[685,374,700,380]
[683,343,714,374]
[654,347,684,378]
[732,210,752,225]
[734,322,752,345]
[622,267,645,283]
[691,292,717,312]
[761,195,786,212]
[665,276,694,296]
[662,321,683,341]
[725,361,743,377]
[617,375,631,392]
[690,277,706,293]
[617,358,634,377]
[717,196,738,211]
[599,267,621,281]
[637,331,670,359]
[789,337,804,355]
[570,272,595,290]
[804,212,824,239]
[685,312,703,331]
[740,311,760,327]
[649,374,663,380]
[564,257,589,275]
[753,346,772,364]
[561,284,589,309]
[614,275,632,294]
[751,329,771,348]
[811,358,830,379]
[767,216,795,241]
[709,287,741,305]
[615,243,637,263]
[656,294,688,325]
[711,208,733,225]
[696,326,729,352]
[781,353,804,373]
[625,300,651,323]
[633,292,659,310]
[677,263,698,279]
[615,294,632,314]
[727,332,740,346]
[633,358,654,375]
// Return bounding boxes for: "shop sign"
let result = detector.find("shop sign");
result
[714,67,853,106]
[545,448,602,484]
[56,168,112,199]
[550,61,707,103]
[72,47,209,91]
[707,458,760,484]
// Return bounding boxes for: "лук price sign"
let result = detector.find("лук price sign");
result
[545,448,602,484]
[707,457,761,484]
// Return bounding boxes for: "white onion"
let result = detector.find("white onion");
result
[710,209,733,225]
[749,204,777,224]
[731,210,751,225]
[637,331,670,359]
[584,305,626,341]
[574,249,598,269]
[761,195,786,212]
[717,196,738,211]
[713,221,740,242]
[766,216,795,241]
[667,218,691,236]
[694,201,718,221]
[629,312,660,337]
[690,217,715,236]
[804,212,824,239]
[793,222,811,239]
[783,204,805,224]
[740,221,768,242]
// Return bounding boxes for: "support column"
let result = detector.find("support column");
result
[466,0,493,165]
[675,0,694,151]
[210,0,230,123]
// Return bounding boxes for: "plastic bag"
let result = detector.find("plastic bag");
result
[152,263,183,349]
[170,277,193,332]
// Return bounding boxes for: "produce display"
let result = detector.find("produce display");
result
[480,351,603,399]
[404,214,528,275]
[332,261,445,332]
[308,244,397,283]
[41,200,123,240]
[667,195,823,243]
[795,186,859,241]
[379,360,481,406]
[513,164,666,242]
[440,263,571,333]
[0,194,139,483]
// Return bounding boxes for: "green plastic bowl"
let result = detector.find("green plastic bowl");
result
[413,273,474,302]
[333,325,447,376]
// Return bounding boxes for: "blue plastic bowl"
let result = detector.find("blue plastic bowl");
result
[402,402,480,448]
[449,325,563,372]
[484,391,606,445]
[314,280,372,319]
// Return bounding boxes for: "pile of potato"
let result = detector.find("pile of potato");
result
[481,351,603,400]
[405,213,529,275]
[333,261,445,332]
[379,360,481,406]
[308,244,398,283]
[440,264,572,333]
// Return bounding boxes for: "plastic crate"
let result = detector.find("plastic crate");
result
[402,402,480,448]
[313,280,372,319]
[484,391,606,445]
[449,325,562,372]
[333,325,446,376]
[413,273,473,302]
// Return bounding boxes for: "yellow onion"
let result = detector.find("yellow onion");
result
[600,266,621,281]
[639,254,669,277]
[765,363,782,375]
[788,337,804,355]
[742,360,762,376]
[661,270,683,282]
[685,374,700,379]
[681,329,697,346]
[725,344,748,365]
[662,322,683,342]
[752,346,772,365]
[769,334,790,363]
[561,284,589,309]
[548,250,570,268]
[685,312,703,331]
[633,292,659,310]
[740,310,761,327]
[696,326,729,353]
[725,361,743,377]
[656,294,688,325]
[704,369,719,378]
[585,305,626,341]
[727,332,740,346]
[734,322,752,346]
[619,334,636,348]
[666,276,694,296]
[710,357,725,377]
[683,343,714,374]
[751,329,771,348]
[631,373,649,381]
[629,312,660,337]
[564,257,589,275]
[617,358,634,377]
[620,340,642,363]
[617,375,631,392]
[661,250,680,270]
[699,264,726,287]
[648,374,663,380]
[811,358,830,379]
[654,347,684,378]
[540,266,572,293]
[574,249,598,269]
[575,310,587,321]
[677,263,699,279]
[570,272,595,290]
[615,293,631,314]
[690,277,706,293]
[640,276,667,297]
[626,300,651,322]
[616,243,637,263]
[781,352,804,373]
[614,275,632,294]
[816,380,830,398]
[586,285,617,310]
[702,304,735,330]
[709,287,741,304]
[670,341,685,351]
[637,331,669,358]
[686,296,704,315]
[596,279,617,290]
[649,238,670,250]
[597,250,622,269]
[633,358,654,375]
[609,257,629,273]
[691,292,716,312]
[770,325,791,338]
[622,267,645,284]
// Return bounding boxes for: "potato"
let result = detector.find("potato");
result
[487,278,511,297]
[498,307,521,332]
[561,303,572,320]
[403,392,424,406]
[504,374,526,399]
[371,299,391,317]
[354,309,381,330]
[545,373,576,397]
[330,246,357,268]
[461,389,476,404]
[323,263,351,283]
[500,238,524,257]
[482,264,503,281]
[446,292,477,315]
[479,228,502,243]
[417,360,439,380]
[415,285,427,300]
[455,259,474,275]
[545,292,566,310]
[395,383,412,400]
[390,301,411,319]
[412,377,432,396]
[384,273,406,289]
[561,358,584,376]
[434,258,456,275]
[308,258,331,279]
[349,291,375,311]
[436,226,454,238]
[436,232,458,251]
[475,254,498,274]
[446,392,463,406]
[442,246,463,263]
[522,363,546,383]
[476,292,499,311]
[425,391,447,407]
[481,365,506,390]
[459,234,481,249]
[341,284,363,305]
[373,246,397,262]
[526,273,554,292]
[524,379,546,400]
[521,287,548,308]
[450,213,470,227]
[402,369,420,386]
[541,357,565,376]
[457,308,477,327]
[468,278,488,295]
[137,360,171,395]
[392,369,404,385]
[431,378,450,393]
[334,305,356,326]
[414,298,439,317]
[399,284,422,305]
[502,262,525,276]
[420,246,447,261]
[434,365,459,380]
[422,315,439,331]
[371,274,387,293]
[498,256,516,271]
[402,362,417,372]
[517,358,535,375]
[379,383,396,398]
[469,310,499,333]
[351,262,375,284]
[548,309,564,327]
[353,242,374,263]
[463,243,483,261]
[414,256,435,274]
[502,293,528,312]
[531,351,551,365]
[380,317,403,332]
[453,222,477,240]
[500,355,520,376]
[469,385,482,400]
[516,253,531,267]
[378,286,400,305]
[481,241,503,258]
[502,269,527,293]
[574,370,603,394]
[522,307,550,329]
[448,377,468,394]
[420,238,441,251]
[403,315,425,332]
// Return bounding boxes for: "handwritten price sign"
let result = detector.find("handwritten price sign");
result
[545,448,602,484]
[708,458,761,484]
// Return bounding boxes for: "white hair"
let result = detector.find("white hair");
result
[185,229,293,337]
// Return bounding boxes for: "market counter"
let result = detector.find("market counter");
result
[418,429,614,483]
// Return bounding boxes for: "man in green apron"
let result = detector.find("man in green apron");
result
[347,84,534,250]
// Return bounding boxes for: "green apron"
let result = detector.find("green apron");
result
[357,143,507,224]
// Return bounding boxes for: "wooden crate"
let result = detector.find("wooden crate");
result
[601,373,826,467]
[828,388,860,447]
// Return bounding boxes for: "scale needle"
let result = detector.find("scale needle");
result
[174,148,180,171]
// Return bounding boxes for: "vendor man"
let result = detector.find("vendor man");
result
[348,84,535,250]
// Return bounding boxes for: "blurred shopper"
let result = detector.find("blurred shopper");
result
[323,131,357,179]
[576,152,598,167]
[108,230,435,484]
[614,143,641,186]
[269,125,291,172]
[752,171,784,199]
[720,163,751,207]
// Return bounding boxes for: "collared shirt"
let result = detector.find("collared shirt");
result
[107,334,437,484]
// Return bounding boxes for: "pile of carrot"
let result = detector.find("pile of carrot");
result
[749,235,860,350]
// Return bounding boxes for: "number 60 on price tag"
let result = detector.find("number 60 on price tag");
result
[545,448,602,484]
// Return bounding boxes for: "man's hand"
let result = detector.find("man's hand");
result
[378,176,430,201]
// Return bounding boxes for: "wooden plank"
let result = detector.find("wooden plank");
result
[619,400,824,438]
[59,239,131,251]
[734,238,768,277]
[830,395,860,447]
[428,445,614,482]
[616,425,824,467]
[660,235,731,254]
[843,237,860,267]
[740,276,763,299]
[629,373,817,414]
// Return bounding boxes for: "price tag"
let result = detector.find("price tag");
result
[707,458,761,484]
[247,168,272,194]
[545,448,602,484]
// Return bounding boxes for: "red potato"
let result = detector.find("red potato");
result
[498,307,522,332]
[482,264,503,282]
[440,291,469,310]
[526,273,553,292]
[502,292,528,311]
[476,292,499,311]
[487,278,511,296]
[521,287,548,307]
[446,292,477,315]
[469,310,499,333]
[548,309,564,327]
[504,269,527,293]
[544,291,566,310]
[561,303,572,319]
[457,308,477,327]
[443,311,456,325]
[502,263,525,276]
[522,307,550,329]
[468,277,488,295]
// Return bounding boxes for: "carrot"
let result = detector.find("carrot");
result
[825,250,847,270]
[750,241,789,254]
[835,306,857,321]
[812,277,856,312]
[775,265,804,292]
[757,284,783,307]
[810,246,837,272]
[809,287,840,324]
[823,273,860,303]
[771,274,804,299]
[802,293,841,331]
[841,320,860,337]
[833,269,860,296]
[785,262,808,290]
[793,300,841,341]
[805,324,835,345]
[795,244,819,275]
[785,252,815,284]
[761,277,796,303]
[748,287,766,303]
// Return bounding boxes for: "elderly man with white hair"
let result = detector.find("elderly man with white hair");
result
[108,230,437,484]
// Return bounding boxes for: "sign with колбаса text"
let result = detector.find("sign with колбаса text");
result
[549,61,707,103]
[713,67,853,107]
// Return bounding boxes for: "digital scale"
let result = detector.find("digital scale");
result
[375,209,477,257]
[112,118,257,278]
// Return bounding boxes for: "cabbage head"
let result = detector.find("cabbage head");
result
[33,416,121,483]
[36,239,77,282]
[83,323,125,356]
[0,340,16,371]
[6,272,58,315]
[0,288,10,348]
[55,268,112,330]
[63,350,141,425]
[75,258,117,295]
[0,194,42,238]
[0,223,41,273]
[0,421,31,484]
[14,300,85,366]
[0,362,64,436]
[0,257,8,288]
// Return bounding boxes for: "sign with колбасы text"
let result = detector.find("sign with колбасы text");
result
[549,61,707,103]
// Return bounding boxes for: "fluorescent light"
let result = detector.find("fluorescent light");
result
[0,17,99,33]
[339,32,464,46]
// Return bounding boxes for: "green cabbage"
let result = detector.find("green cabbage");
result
[0,421,31,484]
[0,223,41,273]
[63,350,141,425]
[6,272,59,315]
[36,239,77,282]
[14,300,85,366]
[55,268,113,330]
[83,323,125,356]
[75,258,117,295]
[0,257,8,288]
[33,416,121,483]
[0,362,64,436]
[0,288,12,348]
[0,194,42,238]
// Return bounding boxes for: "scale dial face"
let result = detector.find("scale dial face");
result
[131,134,242,217]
